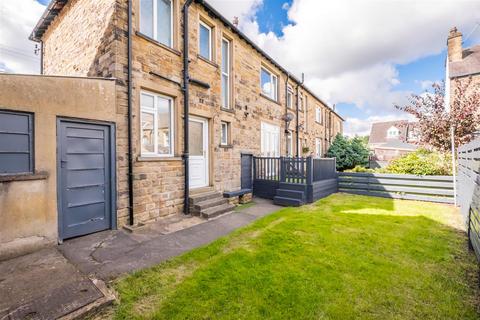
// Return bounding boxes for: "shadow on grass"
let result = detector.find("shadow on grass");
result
[112,193,479,320]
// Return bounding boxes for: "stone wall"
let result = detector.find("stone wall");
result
[39,0,344,226]
[0,74,116,259]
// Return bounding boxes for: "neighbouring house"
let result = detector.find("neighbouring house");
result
[0,0,344,256]
[368,120,418,168]
[445,27,480,120]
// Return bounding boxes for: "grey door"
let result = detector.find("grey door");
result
[58,120,115,240]
[241,153,253,189]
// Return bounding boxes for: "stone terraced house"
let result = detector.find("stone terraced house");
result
[0,0,343,252]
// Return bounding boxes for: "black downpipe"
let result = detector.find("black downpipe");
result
[183,0,195,214]
[295,73,304,157]
[40,41,44,75]
[284,73,290,155]
[127,0,135,225]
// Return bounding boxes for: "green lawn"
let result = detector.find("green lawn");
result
[111,194,479,319]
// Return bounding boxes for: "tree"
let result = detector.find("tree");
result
[327,134,369,171]
[395,78,480,152]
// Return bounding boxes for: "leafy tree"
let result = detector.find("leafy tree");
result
[395,78,480,152]
[327,134,369,171]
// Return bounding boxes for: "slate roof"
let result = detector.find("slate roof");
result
[373,139,418,151]
[449,45,480,78]
[29,0,345,121]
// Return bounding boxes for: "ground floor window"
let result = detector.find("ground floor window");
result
[315,138,322,158]
[286,131,293,156]
[221,121,229,145]
[140,91,174,157]
[0,110,33,174]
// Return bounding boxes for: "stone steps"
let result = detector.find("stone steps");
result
[189,189,234,220]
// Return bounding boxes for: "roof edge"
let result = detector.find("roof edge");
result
[30,0,345,121]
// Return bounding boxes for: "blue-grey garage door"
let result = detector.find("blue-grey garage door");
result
[58,120,115,240]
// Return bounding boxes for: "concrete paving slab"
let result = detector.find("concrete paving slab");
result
[59,198,281,281]
[0,248,104,320]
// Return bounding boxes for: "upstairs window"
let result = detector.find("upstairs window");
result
[387,126,400,138]
[315,107,322,123]
[221,38,231,108]
[287,87,293,109]
[199,21,212,60]
[261,67,278,101]
[0,110,34,175]
[140,0,173,47]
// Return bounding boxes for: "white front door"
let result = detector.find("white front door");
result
[189,117,209,189]
[261,122,280,157]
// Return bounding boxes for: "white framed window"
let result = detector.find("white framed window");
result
[287,87,293,109]
[286,131,293,156]
[387,126,400,138]
[221,121,229,145]
[221,38,231,108]
[315,138,322,158]
[140,0,173,47]
[140,91,174,157]
[315,107,322,123]
[199,20,212,60]
[260,67,278,101]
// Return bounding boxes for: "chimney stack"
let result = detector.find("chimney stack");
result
[233,16,239,28]
[447,27,463,62]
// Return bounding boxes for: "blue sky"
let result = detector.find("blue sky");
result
[2,0,479,135]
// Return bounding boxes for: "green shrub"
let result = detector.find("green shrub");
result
[345,165,376,173]
[385,149,452,175]
[327,134,369,171]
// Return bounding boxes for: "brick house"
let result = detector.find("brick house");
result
[368,120,418,167]
[27,0,344,240]
[445,27,480,122]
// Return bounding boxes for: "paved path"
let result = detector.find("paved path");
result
[0,198,281,319]
[60,198,281,281]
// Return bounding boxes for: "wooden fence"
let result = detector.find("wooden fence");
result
[457,136,480,261]
[338,172,454,204]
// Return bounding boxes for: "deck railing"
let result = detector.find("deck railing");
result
[253,156,336,185]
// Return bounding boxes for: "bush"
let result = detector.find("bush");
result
[345,165,376,173]
[385,149,452,175]
[327,134,369,171]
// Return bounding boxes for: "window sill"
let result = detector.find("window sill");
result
[197,54,219,68]
[220,107,235,114]
[137,156,183,162]
[135,32,181,56]
[219,144,233,149]
[259,93,281,106]
[0,172,48,183]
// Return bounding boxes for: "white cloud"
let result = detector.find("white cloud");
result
[207,0,263,28]
[210,0,480,135]
[0,0,46,74]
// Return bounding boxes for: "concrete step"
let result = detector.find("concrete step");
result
[189,191,222,205]
[273,196,303,207]
[278,182,307,192]
[191,197,229,214]
[276,189,305,200]
[201,203,235,220]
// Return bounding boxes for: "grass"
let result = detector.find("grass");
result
[110,194,479,319]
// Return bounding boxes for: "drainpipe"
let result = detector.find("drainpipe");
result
[183,0,195,214]
[40,41,44,75]
[285,73,290,156]
[295,73,304,157]
[127,0,135,225]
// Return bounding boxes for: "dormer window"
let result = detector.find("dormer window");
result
[387,126,400,138]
